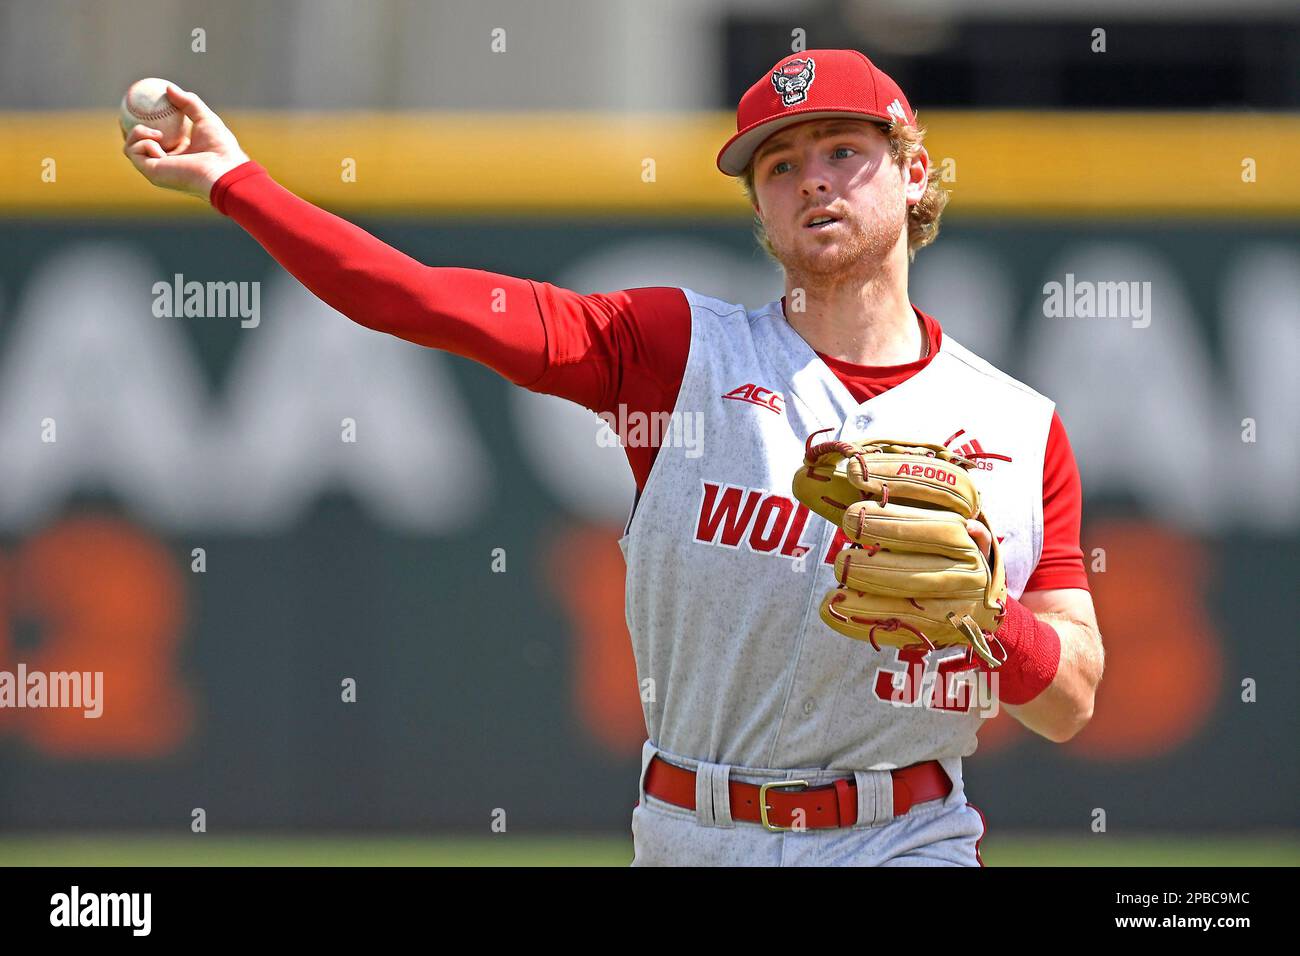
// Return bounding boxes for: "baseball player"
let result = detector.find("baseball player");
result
[122,48,1104,867]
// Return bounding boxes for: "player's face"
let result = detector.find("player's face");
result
[751,120,911,278]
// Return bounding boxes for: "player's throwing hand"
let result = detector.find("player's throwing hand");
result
[120,83,249,201]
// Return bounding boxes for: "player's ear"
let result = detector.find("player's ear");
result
[904,146,929,206]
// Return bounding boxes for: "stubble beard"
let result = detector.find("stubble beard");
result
[769,198,907,291]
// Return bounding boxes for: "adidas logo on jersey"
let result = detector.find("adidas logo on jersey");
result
[945,429,1011,472]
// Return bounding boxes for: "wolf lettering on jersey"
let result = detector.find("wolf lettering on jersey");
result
[693,482,811,558]
[693,480,859,566]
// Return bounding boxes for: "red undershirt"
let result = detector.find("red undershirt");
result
[211,161,1088,592]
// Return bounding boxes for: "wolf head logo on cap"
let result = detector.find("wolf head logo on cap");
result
[771,57,815,107]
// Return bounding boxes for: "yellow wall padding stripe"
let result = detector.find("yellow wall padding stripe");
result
[1,110,1296,218]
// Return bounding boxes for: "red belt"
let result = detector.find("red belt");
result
[643,755,951,831]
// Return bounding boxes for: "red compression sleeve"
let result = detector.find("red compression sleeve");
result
[210,161,549,386]
[985,596,1061,705]
[211,162,695,495]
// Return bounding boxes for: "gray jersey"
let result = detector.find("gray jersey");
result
[618,289,1053,773]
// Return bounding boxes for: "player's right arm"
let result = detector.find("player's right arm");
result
[121,84,551,383]
[122,85,691,489]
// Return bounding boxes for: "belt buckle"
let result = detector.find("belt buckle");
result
[758,779,810,832]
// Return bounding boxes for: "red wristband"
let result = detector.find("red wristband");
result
[210,160,268,214]
[984,596,1061,705]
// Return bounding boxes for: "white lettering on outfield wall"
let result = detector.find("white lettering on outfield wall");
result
[0,245,490,533]
[0,240,1295,535]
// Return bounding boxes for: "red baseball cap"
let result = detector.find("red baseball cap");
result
[716,49,915,177]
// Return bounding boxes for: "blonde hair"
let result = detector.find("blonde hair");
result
[739,118,948,263]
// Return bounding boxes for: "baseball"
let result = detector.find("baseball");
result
[119,77,188,151]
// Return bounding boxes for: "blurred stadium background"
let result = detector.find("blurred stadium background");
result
[0,0,1297,865]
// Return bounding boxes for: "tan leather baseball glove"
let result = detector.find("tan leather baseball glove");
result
[792,432,1010,668]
